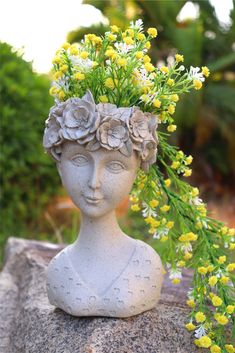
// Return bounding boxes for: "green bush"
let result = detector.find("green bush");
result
[0,42,61,260]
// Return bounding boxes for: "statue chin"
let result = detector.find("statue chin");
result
[46,238,163,318]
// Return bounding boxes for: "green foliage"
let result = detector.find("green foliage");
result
[0,42,61,259]
[75,0,235,180]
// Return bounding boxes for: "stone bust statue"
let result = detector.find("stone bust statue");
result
[43,90,163,317]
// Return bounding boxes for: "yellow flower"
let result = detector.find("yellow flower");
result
[52,55,61,64]
[164,179,171,187]
[160,205,170,213]
[210,345,221,353]
[202,66,210,77]
[228,228,235,236]
[215,314,228,325]
[221,226,228,235]
[185,322,196,331]
[167,78,174,86]
[197,336,212,348]
[74,72,85,80]
[135,51,144,59]
[212,295,223,307]
[99,95,108,103]
[131,204,140,212]
[208,276,218,287]
[192,187,199,197]
[143,55,151,63]
[218,255,226,264]
[123,36,134,45]
[168,104,175,115]
[137,33,146,41]
[105,49,117,59]
[193,79,203,90]
[60,64,68,73]
[167,124,177,132]
[126,28,134,37]
[171,161,180,169]
[183,169,192,177]
[226,305,234,314]
[166,221,174,229]
[149,199,159,208]
[58,90,66,100]
[160,235,169,242]
[105,78,115,89]
[117,58,127,67]
[53,71,63,80]
[220,276,229,284]
[225,345,235,353]
[186,299,195,308]
[172,278,181,284]
[176,151,184,160]
[160,66,169,74]
[171,94,179,102]
[229,243,235,250]
[80,51,89,59]
[145,41,151,49]
[184,252,193,260]
[49,86,59,95]
[185,155,193,165]
[153,99,161,108]
[177,260,186,267]
[62,42,70,50]
[145,216,155,224]
[144,62,155,72]
[108,33,116,42]
[110,25,119,33]
[70,44,79,55]
[147,27,158,37]
[175,54,184,62]
[195,311,206,323]
[198,266,208,275]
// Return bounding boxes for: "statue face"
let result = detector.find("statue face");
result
[57,142,140,218]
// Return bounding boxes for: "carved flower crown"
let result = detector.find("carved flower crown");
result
[43,90,158,171]
[43,19,235,351]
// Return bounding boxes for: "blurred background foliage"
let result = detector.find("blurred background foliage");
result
[0,43,62,262]
[1,0,235,267]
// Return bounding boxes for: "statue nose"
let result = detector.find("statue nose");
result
[88,165,101,190]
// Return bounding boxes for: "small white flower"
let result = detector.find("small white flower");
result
[53,76,70,92]
[69,55,93,72]
[114,42,134,54]
[153,227,169,239]
[179,65,185,71]
[177,242,192,253]
[195,325,207,338]
[130,19,143,30]
[188,66,205,82]
[142,202,157,217]
[169,268,182,280]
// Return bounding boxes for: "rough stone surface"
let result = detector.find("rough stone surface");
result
[0,237,200,353]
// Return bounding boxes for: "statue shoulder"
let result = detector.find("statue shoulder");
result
[135,239,163,277]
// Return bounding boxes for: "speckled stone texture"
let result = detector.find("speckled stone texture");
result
[0,237,200,353]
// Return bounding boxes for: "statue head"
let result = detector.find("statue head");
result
[43,90,158,217]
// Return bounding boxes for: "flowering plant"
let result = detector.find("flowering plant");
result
[48,19,234,352]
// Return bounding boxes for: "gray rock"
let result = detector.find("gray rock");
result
[0,237,199,353]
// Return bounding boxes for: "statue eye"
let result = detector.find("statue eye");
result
[107,161,125,173]
[71,154,89,166]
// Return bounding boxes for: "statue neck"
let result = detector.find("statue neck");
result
[74,210,125,252]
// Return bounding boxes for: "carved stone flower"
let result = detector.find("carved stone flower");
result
[62,90,100,144]
[95,118,132,156]
[127,109,157,144]
[97,103,133,123]
[43,102,66,149]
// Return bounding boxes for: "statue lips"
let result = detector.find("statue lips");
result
[84,195,103,204]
